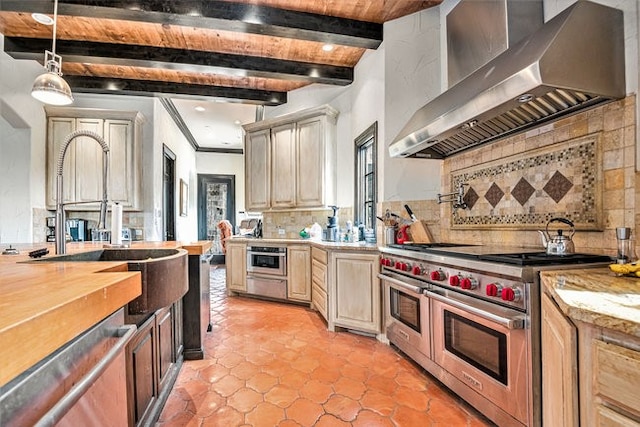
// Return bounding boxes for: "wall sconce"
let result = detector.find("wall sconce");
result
[31,0,73,106]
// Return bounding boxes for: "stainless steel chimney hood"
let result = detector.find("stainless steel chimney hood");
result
[390,0,625,159]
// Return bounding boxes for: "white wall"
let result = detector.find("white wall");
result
[0,34,49,242]
[0,114,31,242]
[153,100,198,242]
[196,152,245,225]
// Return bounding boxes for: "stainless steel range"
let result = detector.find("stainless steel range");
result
[379,243,611,427]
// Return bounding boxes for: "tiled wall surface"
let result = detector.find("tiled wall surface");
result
[378,96,636,256]
[441,96,636,255]
[262,208,354,239]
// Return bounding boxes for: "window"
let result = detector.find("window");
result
[354,122,377,233]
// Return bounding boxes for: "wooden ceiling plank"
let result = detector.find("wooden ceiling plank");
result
[0,0,382,49]
[4,36,353,85]
[64,75,288,105]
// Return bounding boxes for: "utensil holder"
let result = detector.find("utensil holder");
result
[384,226,396,246]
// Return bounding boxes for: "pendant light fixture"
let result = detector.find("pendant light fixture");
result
[31,0,73,105]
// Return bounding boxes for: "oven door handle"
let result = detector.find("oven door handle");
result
[378,273,425,296]
[428,291,526,330]
[248,251,286,257]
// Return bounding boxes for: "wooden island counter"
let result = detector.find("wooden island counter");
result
[0,240,211,389]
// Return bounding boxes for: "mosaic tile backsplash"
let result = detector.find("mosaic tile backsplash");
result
[451,134,602,230]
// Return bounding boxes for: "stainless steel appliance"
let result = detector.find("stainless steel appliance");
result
[379,243,611,427]
[0,308,135,427]
[390,1,624,159]
[246,246,287,299]
[66,218,88,242]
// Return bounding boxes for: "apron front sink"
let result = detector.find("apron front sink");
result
[27,248,189,314]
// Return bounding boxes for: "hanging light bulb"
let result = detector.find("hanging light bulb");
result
[31,0,73,105]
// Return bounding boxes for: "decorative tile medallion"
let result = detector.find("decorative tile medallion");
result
[451,134,602,230]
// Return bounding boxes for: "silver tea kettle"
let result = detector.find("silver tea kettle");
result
[538,217,575,255]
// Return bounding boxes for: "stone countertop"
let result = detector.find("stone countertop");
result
[0,240,212,388]
[227,236,380,252]
[541,268,640,338]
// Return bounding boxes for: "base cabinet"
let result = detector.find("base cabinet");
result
[183,254,212,360]
[311,248,328,321]
[226,242,247,293]
[542,291,640,427]
[331,252,381,334]
[541,293,579,426]
[288,245,311,302]
[126,303,182,427]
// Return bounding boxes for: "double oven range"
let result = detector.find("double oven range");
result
[379,243,611,427]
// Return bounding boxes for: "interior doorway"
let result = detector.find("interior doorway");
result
[198,174,235,263]
[163,146,176,241]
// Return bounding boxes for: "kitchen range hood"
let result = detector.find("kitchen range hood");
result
[390,0,625,159]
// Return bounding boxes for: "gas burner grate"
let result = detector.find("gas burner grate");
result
[478,252,613,266]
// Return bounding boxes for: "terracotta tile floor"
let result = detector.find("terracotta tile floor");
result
[156,267,492,427]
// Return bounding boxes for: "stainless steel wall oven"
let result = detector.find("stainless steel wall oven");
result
[246,246,287,300]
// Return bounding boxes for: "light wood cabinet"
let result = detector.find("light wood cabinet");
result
[330,251,381,334]
[245,129,270,210]
[226,241,247,293]
[243,105,338,211]
[45,107,142,210]
[541,292,579,427]
[288,245,311,302]
[311,248,328,321]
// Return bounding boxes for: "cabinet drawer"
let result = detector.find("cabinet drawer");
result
[594,340,640,415]
[596,404,640,427]
[312,283,327,319]
[312,247,327,264]
[311,259,327,291]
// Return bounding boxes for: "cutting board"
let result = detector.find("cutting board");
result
[409,221,433,243]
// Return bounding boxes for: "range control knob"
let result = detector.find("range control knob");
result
[385,258,393,267]
[501,287,522,302]
[395,261,402,270]
[412,265,423,276]
[449,275,461,287]
[430,270,446,281]
[460,277,478,290]
[380,257,387,266]
[485,283,503,297]
[401,263,411,272]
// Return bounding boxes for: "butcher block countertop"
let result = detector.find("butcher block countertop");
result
[541,268,640,338]
[0,240,212,388]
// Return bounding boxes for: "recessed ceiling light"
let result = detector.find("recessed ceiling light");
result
[194,106,205,112]
[234,120,241,125]
[32,13,54,26]
[322,44,334,52]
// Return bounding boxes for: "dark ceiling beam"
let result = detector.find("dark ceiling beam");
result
[4,37,353,86]
[0,0,382,49]
[64,75,287,105]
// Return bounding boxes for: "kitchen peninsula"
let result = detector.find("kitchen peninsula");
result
[0,240,211,426]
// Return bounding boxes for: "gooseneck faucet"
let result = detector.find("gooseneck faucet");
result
[55,130,109,254]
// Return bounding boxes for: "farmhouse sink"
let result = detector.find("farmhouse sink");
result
[27,248,189,314]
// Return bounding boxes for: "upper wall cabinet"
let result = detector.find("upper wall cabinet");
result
[243,105,338,211]
[45,108,143,211]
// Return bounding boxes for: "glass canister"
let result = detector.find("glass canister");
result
[616,227,637,264]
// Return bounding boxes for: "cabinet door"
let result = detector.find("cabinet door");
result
[333,252,380,333]
[47,117,75,207]
[541,293,579,427]
[271,123,296,208]
[296,116,325,207]
[226,243,247,292]
[156,307,174,393]
[245,129,271,210]
[126,315,157,426]
[288,245,311,301]
[105,119,135,207]
[74,118,105,204]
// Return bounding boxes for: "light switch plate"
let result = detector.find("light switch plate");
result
[278,228,285,236]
